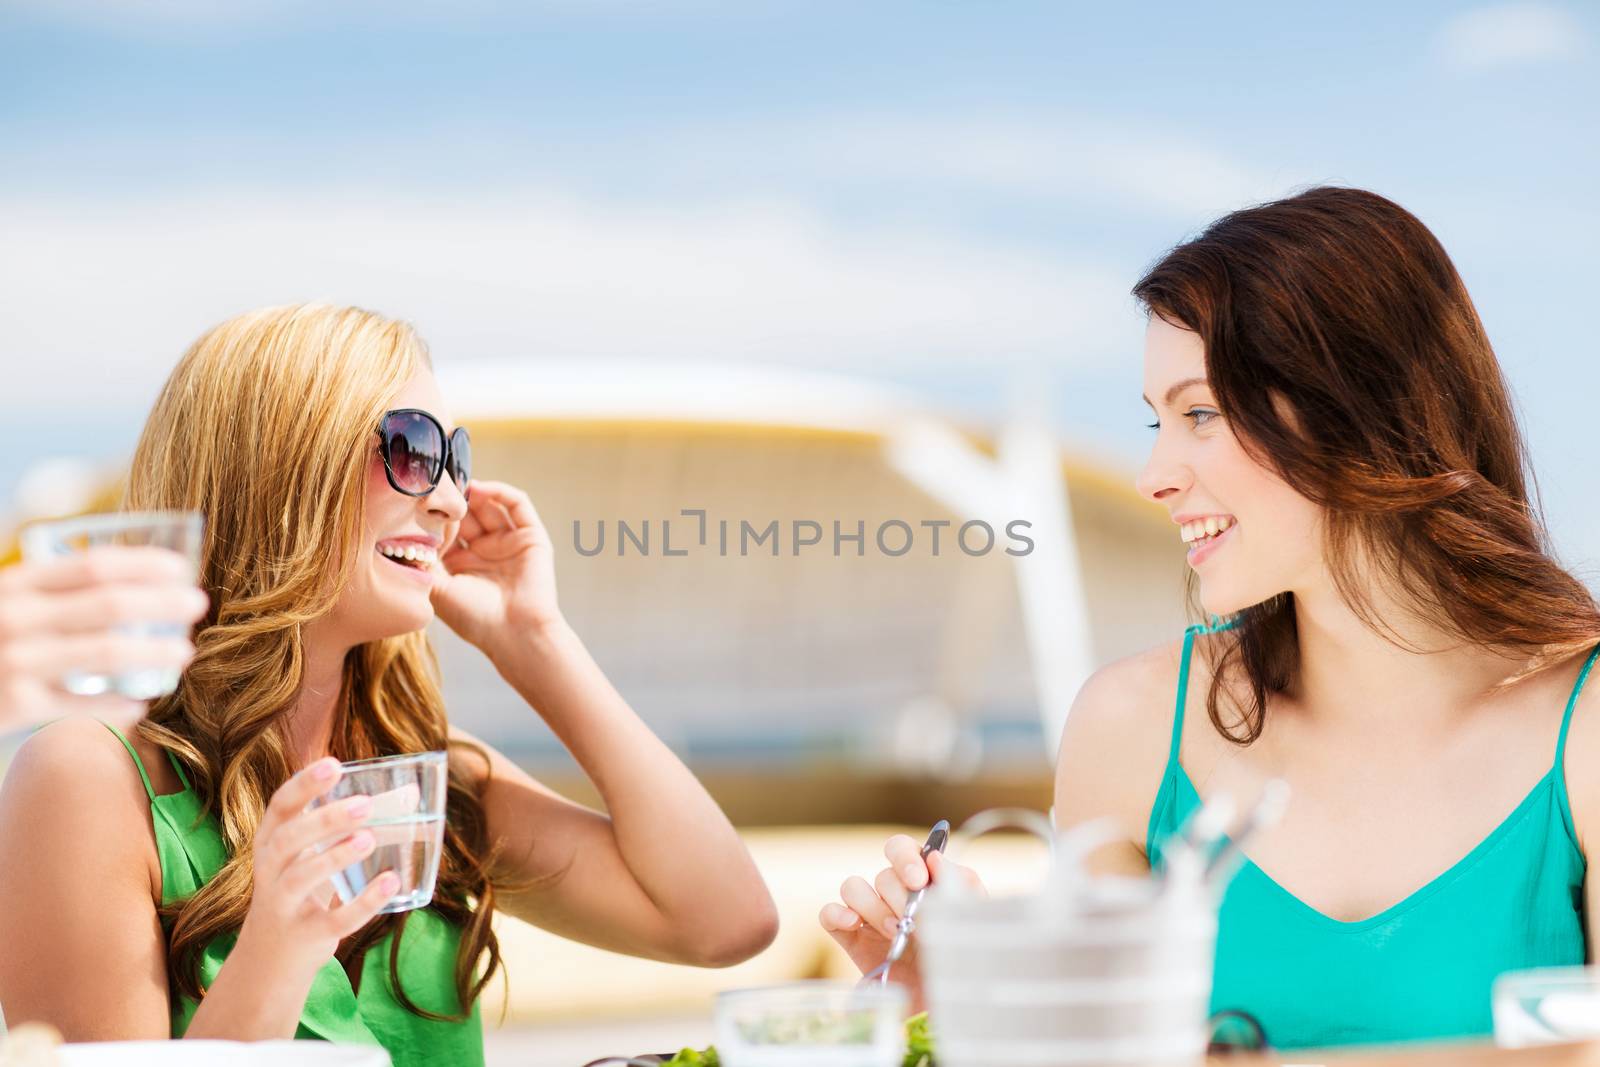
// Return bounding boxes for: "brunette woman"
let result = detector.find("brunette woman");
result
[825,187,1600,1049]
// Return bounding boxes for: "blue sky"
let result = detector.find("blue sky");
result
[2,1,1597,571]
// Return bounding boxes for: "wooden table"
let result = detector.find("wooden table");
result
[1213,1039,1600,1065]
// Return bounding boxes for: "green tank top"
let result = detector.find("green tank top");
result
[1146,620,1600,1050]
[101,723,484,1067]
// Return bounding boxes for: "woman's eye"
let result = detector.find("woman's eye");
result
[1145,420,1160,430]
[1186,408,1220,427]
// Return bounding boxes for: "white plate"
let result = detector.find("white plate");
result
[58,1041,389,1067]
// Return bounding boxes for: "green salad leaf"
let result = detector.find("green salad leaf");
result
[903,1011,934,1067]
[662,1011,935,1067]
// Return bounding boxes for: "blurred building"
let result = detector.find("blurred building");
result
[430,362,1186,824]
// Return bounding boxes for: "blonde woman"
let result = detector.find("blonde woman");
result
[0,305,778,1064]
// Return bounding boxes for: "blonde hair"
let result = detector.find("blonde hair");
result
[125,303,500,1017]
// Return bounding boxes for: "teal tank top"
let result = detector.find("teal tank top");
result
[102,723,484,1067]
[1146,621,1599,1050]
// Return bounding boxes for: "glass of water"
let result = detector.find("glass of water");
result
[20,510,204,700]
[1493,966,1600,1047]
[313,751,449,915]
[714,981,908,1067]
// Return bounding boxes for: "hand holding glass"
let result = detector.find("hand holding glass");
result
[20,511,204,701]
[311,752,448,915]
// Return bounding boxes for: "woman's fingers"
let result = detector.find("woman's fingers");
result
[323,872,400,939]
[463,486,517,536]
[448,527,538,564]
[0,584,208,639]
[928,851,987,894]
[439,528,544,584]
[0,547,191,595]
[265,795,374,866]
[823,833,959,994]
[883,834,930,891]
[0,677,144,733]
[455,509,488,547]
[873,867,911,918]
[819,904,914,980]
[818,902,862,933]
[259,758,342,846]
[839,875,899,940]
[279,830,377,902]
[464,480,543,532]
[0,632,195,682]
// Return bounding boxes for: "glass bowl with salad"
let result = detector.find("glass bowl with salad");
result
[588,998,934,1062]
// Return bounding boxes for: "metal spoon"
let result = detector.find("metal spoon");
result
[860,819,951,987]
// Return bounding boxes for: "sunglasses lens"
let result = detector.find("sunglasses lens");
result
[448,427,472,494]
[382,411,444,494]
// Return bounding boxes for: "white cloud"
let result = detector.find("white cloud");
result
[0,188,1138,409]
[1434,2,1587,71]
[658,114,1287,222]
[1,110,1290,229]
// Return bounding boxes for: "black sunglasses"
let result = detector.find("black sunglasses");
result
[375,408,472,500]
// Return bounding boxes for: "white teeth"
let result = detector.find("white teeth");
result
[1179,518,1234,546]
[378,543,437,566]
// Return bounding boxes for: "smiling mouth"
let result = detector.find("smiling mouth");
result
[1179,516,1234,547]
[376,544,438,570]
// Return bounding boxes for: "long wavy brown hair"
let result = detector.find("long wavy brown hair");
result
[1132,186,1600,744]
[123,303,501,1018]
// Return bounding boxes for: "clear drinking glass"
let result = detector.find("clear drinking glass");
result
[20,510,205,700]
[312,751,449,915]
[1493,966,1600,1047]
[713,981,908,1067]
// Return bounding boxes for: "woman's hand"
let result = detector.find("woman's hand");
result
[0,547,208,733]
[430,480,562,656]
[233,758,398,976]
[819,834,986,1013]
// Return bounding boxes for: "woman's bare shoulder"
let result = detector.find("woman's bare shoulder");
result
[1064,639,1188,745]
[0,718,159,886]
[1052,639,1189,854]
[0,719,168,1038]
[2,717,156,820]
[1553,645,1600,857]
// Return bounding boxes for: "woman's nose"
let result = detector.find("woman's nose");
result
[1136,433,1192,504]
[426,474,469,522]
